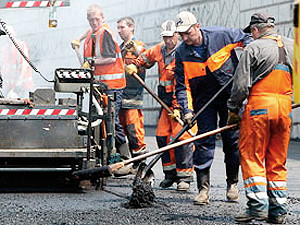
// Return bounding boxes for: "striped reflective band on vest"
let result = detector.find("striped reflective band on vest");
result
[94,72,125,81]
[83,25,125,89]
[159,80,174,86]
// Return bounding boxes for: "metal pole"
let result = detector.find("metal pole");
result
[86,33,96,161]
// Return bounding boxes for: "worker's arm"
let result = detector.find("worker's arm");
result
[227,46,253,113]
[225,27,253,47]
[71,29,90,49]
[132,43,162,68]
[174,47,194,116]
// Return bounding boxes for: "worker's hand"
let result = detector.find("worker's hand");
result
[125,64,138,75]
[81,61,91,69]
[184,112,194,127]
[110,162,125,172]
[23,98,34,107]
[169,109,181,121]
[125,40,138,53]
[71,39,81,49]
[226,111,241,128]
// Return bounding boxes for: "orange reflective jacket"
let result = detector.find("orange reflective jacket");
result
[135,42,175,93]
[134,41,178,107]
[181,42,243,111]
[84,24,125,89]
[183,42,243,79]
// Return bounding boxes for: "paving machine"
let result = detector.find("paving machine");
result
[0,67,115,190]
[0,1,116,190]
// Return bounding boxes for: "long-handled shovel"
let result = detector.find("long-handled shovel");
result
[74,46,83,66]
[72,124,237,181]
[131,72,195,137]
[72,103,300,181]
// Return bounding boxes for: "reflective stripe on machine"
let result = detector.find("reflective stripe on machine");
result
[0,108,76,120]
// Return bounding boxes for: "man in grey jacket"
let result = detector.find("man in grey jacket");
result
[227,13,293,224]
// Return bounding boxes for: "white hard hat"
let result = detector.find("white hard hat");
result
[160,20,176,37]
[175,11,198,33]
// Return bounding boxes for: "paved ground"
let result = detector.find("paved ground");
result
[0,130,299,225]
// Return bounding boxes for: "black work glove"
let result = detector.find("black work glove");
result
[226,111,241,129]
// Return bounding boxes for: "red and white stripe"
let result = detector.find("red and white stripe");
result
[0,108,76,116]
[5,1,66,8]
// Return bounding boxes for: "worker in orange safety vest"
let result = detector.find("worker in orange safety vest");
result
[116,16,147,175]
[126,20,197,192]
[227,13,294,224]
[71,4,131,169]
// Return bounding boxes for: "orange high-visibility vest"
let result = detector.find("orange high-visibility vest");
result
[84,24,125,89]
[250,35,293,97]
[137,42,175,93]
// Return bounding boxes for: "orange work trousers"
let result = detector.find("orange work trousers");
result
[156,108,197,179]
[239,66,292,218]
[119,108,146,155]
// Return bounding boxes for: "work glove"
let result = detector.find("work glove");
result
[226,111,241,128]
[184,112,194,127]
[125,40,138,53]
[125,64,138,75]
[81,61,91,69]
[169,109,181,122]
[71,39,81,49]
[23,98,34,107]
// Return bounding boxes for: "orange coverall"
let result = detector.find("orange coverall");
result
[134,41,197,181]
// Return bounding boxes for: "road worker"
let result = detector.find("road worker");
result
[126,20,197,191]
[174,11,252,204]
[0,25,33,98]
[227,13,293,224]
[116,16,147,175]
[71,4,131,166]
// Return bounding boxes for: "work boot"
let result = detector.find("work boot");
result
[267,214,286,224]
[159,169,177,188]
[234,211,267,222]
[159,179,175,188]
[118,142,131,160]
[226,163,239,202]
[226,183,239,202]
[194,168,210,205]
[194,188,209,205]
[177,181,190,191]
[113,163,133,177]
[131,147,148,175]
